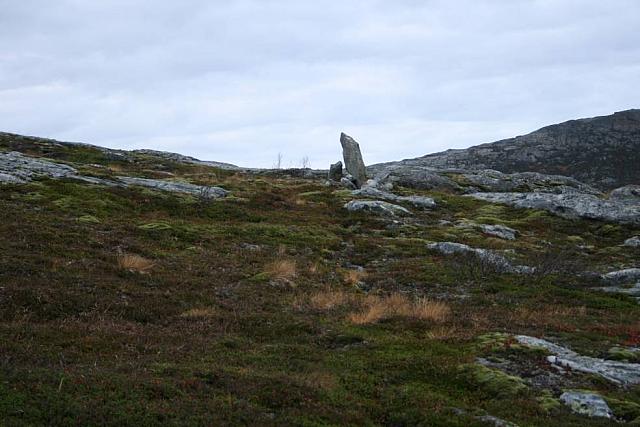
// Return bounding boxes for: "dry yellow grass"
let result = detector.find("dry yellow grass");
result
[348,303,387,325]
[180,308,217,319]
[265,259,297,281]
[411,298,451,322]
[309,290,353,310]
[348,294,451,325]
[117,254,154,274]
[342,269,367,285]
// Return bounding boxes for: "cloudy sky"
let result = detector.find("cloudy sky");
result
[1,1,639,168]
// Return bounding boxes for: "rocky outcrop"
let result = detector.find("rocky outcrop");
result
[467,191,640,225]
[351,186,436,209]
[515,335,640,385]
[559,391,613,419]
[344,200,411,217]
[598,268,640,302]
[369,164,461,191]
[372,109,640,190]
[461,170,601,195]
[340,133,367,188]
[1,151,80,183]
[132,149,238,170]
[0,151,229,198]
[427,242,533,274]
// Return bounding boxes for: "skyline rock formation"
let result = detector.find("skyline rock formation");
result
[340,132,367,188]
[371,109,640,190]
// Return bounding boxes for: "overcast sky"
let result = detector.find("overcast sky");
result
[1,1,639,168]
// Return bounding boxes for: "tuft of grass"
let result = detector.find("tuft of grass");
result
[349,301,387,325]
[264,259,297,282]
[117,253,154,274]
[342,269,367,286]
[308,290,354,310]
[348,294,451,325]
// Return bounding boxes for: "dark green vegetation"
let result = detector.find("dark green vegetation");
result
[1,137,640,426]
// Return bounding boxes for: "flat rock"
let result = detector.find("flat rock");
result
[351,186,436,209]
[117,176,228,199]
[468,191,640,225]
[515,335,640,385]
[559,391,612,419]
[479,224,517,240]
[602,268,640,284]
[344,200,411,217]
[427,242,533,274]
[1,151,78,181]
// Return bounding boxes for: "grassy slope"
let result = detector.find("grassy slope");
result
[1,137,640,426]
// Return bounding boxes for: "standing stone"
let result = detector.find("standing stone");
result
[340,133,367,188]
[328,161,343,181]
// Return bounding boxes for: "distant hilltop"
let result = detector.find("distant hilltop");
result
[371,109,640,190]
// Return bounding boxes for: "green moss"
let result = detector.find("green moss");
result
[606,397,640,421]
[607,347,640,363]
[138,222,173,230]
[458,364,528,398]
[77,215,101,224]
[537,391,562,413]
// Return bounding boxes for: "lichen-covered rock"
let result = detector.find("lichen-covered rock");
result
[560,391,612,419]
[427,242,533,274]
[602,268,640,284]
[117,176,228,199]
[1,151,78,181]
[610,185,640,202]
[515,335,640,385]
[344,200,411,217]
[340,133,367,188]
[351,186,436,209]
[624,236,640,247]
[467,191,640,225]
[478,224,517,240]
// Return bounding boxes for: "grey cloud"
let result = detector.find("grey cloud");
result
[0,0,638,168]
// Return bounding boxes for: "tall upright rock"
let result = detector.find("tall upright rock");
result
[340,133,367,188]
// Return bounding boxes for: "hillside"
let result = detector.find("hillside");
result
[372,110,640,190]
[1,131,640,426]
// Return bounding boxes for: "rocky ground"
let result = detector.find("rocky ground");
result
[1,132,639,426]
